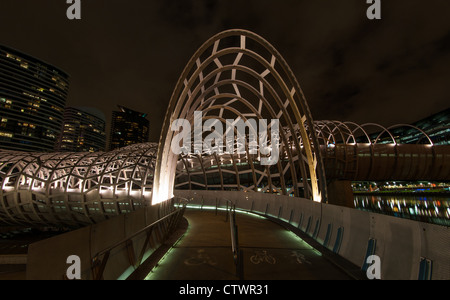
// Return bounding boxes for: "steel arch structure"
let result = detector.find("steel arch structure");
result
[314,121,449,181]
[152,29,327,204]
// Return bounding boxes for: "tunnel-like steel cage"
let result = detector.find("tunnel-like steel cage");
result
[0,143,157,227]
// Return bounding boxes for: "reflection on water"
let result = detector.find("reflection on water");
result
[354,194,450,226]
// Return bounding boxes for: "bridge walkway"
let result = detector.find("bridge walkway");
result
[143,208,358,280]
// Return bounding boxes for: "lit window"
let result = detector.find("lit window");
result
[0,132,13,138]
[6,53,21,61]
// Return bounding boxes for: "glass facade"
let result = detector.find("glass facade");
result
[108,105,149,150]
[410,108,450,145]
[355,108,450,145]
[55,107,106,152]
[0,44,69,152]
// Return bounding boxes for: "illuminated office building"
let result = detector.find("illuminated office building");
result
[56,107,106,152]
[356,108,450,145]
[108,105,149,150]
[409,108,450,145]
[0,44,69,152]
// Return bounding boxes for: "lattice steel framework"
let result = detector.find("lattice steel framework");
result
[1,30,448,227]
[174,120,449,190]
[0,143,157,227]
[153,29,328,204]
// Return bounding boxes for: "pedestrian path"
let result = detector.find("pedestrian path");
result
[144,208,354,280]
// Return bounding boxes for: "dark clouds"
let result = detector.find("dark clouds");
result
[0,0,449,142]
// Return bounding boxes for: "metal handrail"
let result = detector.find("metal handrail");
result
[224,198,241,278]
[91,197,189,280]
[94,209,179,258]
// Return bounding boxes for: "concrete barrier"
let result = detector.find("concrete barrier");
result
[175,189,450,280]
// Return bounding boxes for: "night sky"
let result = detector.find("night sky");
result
[0,0,449,142]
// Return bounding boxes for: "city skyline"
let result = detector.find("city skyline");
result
[0,1,449,143]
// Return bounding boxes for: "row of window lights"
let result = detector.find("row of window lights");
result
[5,53,67,83]
[2,95,64,111]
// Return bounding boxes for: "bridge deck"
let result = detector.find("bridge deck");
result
[144,208,355,280]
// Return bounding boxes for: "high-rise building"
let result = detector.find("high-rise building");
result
[56,107,107,152]
[0,44,69,152]
[108,105,149,150]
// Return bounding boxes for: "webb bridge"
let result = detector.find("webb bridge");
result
[0,30,448,280]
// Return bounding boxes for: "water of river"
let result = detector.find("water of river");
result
[353,194,450,226]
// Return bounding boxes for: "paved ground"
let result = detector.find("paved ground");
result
[145,208,354,280]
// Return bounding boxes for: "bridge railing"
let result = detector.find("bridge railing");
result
[90,197,189,280]
[224,198,243,279]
